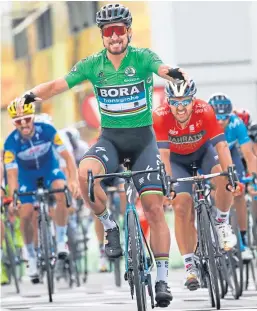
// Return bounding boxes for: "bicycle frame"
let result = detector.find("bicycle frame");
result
[123,178,151,276]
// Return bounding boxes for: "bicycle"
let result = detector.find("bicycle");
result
[88,159,168,311]
[13,177,71,303]
[1,197,21,293]
[164,164,239,310]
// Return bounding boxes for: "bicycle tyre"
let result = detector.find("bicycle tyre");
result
[201,204,220,310]
[40,209,53,302]
[5,233,20,294]
[114,257,121,287]
[67,226,81,287]
[128,210,146,311]
[230,213,243,297]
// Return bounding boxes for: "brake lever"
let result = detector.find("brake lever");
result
[64,186,72,207]
[226,165,238,191]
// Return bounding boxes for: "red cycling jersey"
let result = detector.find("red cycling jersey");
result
[153,99,225,155]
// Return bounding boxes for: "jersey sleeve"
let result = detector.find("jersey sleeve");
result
[4,136,18,170]
[141,49,164,75]
[153,108,170,149]
[232,116,251,146]
[202,103,226,146]
[44,124,67,153]
[64,58,91,89]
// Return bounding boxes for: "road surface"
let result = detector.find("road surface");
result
[1,268,257,311]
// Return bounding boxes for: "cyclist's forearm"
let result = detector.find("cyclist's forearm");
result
[241,143,257,175]
[29,78,69,100]
[215,141,233,171]
[62,152,77,181]
[6,169,18,197]
[159,149,172,176]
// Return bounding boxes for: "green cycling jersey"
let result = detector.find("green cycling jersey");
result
[65,46,163,128]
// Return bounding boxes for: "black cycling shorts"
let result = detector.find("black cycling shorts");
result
[80,126,163,197]
[170,142,219,194]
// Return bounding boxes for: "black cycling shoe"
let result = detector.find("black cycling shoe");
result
[105,226,123,259]
[155,280,173,308]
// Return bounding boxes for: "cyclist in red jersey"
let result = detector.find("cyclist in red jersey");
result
[153,79,242,291]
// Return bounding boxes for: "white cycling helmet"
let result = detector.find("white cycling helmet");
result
[165,79,197,99]
[34,113,53,124]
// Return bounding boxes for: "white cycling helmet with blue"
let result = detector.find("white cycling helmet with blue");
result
[165,79,197,107]
[208,93,233,120]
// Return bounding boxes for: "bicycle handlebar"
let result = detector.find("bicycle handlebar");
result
[87,163,239,203]
[88,166,163,203]
[13,186,72,208]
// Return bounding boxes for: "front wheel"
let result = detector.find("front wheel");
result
[201,205,221,310]
[5,232,20,294]
[128,210,146,311]
[40,212,53,302]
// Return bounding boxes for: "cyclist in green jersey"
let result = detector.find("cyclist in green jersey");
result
[10,3,189,304]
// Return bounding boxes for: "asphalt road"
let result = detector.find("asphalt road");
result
[1,268,257,311]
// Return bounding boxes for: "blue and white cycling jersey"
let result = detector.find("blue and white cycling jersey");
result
[225,114,251,150]
[4,122,67,204]
[4,122,66,172]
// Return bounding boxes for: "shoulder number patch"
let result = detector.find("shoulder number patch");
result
[53,133,64,146]
[4,151,15,164]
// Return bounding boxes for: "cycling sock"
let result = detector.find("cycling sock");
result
[215,209,230,224]
[240,230,248,246]
[26,243,36,259]
[97,209,117,230]
[56,225,67,244]
[155,254,169,283]
[182,253,195,271]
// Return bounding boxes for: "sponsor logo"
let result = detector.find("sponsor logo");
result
[4,151,15,164]
[124,66,136,77]
[146,76,152,84]
[229,117,241,128]
[168,130,206,144]
[98,71,104,78]
[169,128,179,135]
[96,147,106,153]
[54,133,63,146]
[96,81,147,116]
[124,78,140,83]
[155,107,170,117]
[17,142,52,160]
[99,85,140,98]
[71,65,77,72]
[189,124,195,132]
[196,120,203,128]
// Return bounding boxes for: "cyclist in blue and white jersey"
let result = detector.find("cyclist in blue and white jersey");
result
[4,102,79,282]
[209,93,257,260]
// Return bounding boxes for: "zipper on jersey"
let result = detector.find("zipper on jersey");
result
[29,139,40,170]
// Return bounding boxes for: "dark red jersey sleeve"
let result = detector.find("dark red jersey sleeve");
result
[153,106,170,149]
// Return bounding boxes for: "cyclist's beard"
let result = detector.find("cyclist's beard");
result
[106,37,129,55]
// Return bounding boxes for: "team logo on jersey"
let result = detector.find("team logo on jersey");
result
[71,65,77,72]
[96,81,147,116]
[124,66,136,77]
[189,124,195,132]
[147,76,152,84]
[169,130,206,144]
[53,133,64,146]
[4,151,15,164]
